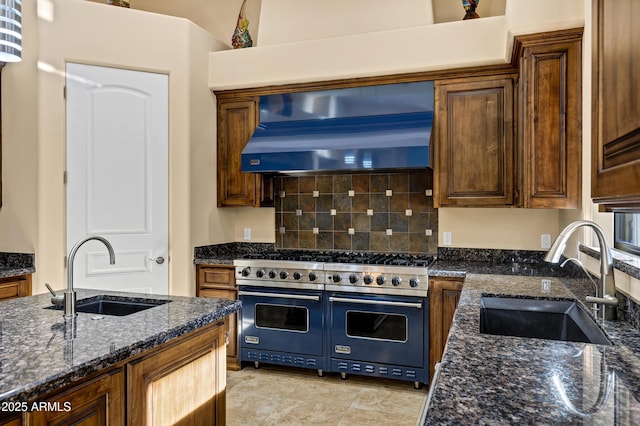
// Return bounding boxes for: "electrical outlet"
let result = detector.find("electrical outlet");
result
[541,279,552,293]
[443,232,452,246]
[243,228,251,240]
[541,234,552,249]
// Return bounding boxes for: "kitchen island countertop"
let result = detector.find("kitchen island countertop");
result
[0,289,241,404]
[422,273,640,424]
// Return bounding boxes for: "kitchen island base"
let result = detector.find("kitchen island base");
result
[1,320,226,426]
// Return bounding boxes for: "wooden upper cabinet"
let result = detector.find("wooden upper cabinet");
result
[591,0,640,209]
[516,28,583,209]
[434,76,516,207]
[216,97,274,207]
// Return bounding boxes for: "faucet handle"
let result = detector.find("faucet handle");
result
[586,294,619,307]
[45,283,58,296]
[45,283,64,307]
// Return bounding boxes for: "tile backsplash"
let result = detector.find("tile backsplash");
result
[274,171,437,254]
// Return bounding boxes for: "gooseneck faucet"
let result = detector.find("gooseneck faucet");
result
[63,236,115,319]
[544,220,617,321]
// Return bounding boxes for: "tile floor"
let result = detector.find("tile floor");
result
[226,364,428,425]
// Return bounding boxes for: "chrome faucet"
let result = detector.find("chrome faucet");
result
[544,220,617,321]
[46,236,116,319]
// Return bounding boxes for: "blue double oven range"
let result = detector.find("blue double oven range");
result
[235,250,434,389]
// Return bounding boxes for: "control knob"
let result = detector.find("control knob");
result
[391,276,402,287]
[308,272,318,281]
[349,274,359,284]
[409,278,420,288]
[376,276,386,286]
[293,271,302,280]
[256,269,265,278]
[332,273,342,283]
[268,270,277,279]
[363,275,373,285]
[279,271,289,279]
[241,267,251,277]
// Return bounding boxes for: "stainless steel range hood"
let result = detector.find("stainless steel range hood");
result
[241,81,434,173]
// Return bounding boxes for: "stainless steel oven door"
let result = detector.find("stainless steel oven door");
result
[239,286,324,356]
[329,292,425,368]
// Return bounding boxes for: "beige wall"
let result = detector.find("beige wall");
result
[85,0,262,47]
[438,209,561,250]
[0,0,228,297]
[258,0,435,45]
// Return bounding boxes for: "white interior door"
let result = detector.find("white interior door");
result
[66,63,169,295]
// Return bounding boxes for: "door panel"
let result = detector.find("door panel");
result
[66,63,168,294]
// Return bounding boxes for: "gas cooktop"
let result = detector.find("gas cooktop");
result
[241,250,435,268]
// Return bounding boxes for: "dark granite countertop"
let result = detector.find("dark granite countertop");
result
[0,253,35,279]
[0,267,35,279]
[194,242,275,265]
[423,273,640,425]
[0,289,241,404]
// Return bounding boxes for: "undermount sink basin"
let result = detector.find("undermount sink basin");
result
[46,295,170,317]
[479,297,611,345]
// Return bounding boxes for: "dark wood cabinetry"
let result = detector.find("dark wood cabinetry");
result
[127,321,226,425]
[434,76,516,207]
[27,368,125,425]
[434,28,583,209]
[6,321,226,425]
[429,277,463,380]
[213,28,583,210]
[0,275,32,301]
[516,28,583,209]
[591,0,640,209]
[216,96,275,207]
[196,264,240,370]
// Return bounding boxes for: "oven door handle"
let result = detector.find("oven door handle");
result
[328,296,422,309]
[238,291,320,301]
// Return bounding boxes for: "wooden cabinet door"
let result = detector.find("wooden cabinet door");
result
[217,98,260,207]
[434,76,516,207]
[196,265,239,369]
[216,97,274,207]
[591,0,640,209]
[127,321,226,426]
[26,368,124,426]
[0,275,32,301]
[429,277,463,380]
[200,288,238,363]
[518,28,582,208]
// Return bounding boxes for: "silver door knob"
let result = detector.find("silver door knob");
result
[148,256,165,265]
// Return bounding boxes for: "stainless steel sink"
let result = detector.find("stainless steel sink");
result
[46,295,170,316]
[479,297,611,345]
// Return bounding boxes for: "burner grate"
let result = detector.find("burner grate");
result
[243,250,435,267]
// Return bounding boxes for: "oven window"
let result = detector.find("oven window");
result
[346,310,407,342]
[255,303,308,332]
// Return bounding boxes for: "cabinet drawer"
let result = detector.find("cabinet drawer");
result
[199,288,236,301]
[198,266,235,289]
[0,283,20,300]
[0,275,32,301]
